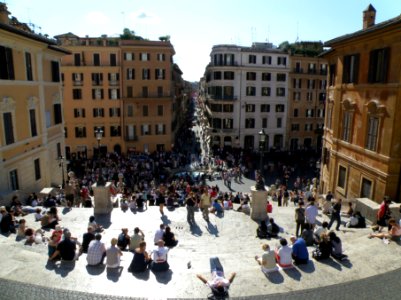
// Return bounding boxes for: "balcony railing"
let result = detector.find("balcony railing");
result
[73,80,83,86]
[293,68,303,73]
[109,80,119,86]
[125,135,138,142]
[92,81,103,86]
[208,95,238,101]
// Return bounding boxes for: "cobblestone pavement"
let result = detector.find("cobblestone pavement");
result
[1,266,400,300]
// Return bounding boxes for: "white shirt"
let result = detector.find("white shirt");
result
[305,205,318,224]
[154,229,164,244]
[277,245,293,266]
[152,246,169,262]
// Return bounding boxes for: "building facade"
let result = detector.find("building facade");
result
[55,34,180,158]
[320,5,401,203]
[0,4,68,200]
[287,54,327,152]
[204,43,289,152]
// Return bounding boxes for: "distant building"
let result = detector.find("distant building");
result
[287,45,327,152]
[55,33,182,158]
[203,43,289,152]
[0,3,69,201]
[320,4,401,203]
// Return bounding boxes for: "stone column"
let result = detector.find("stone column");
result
[250,186,269,221]
[92,182,113,214]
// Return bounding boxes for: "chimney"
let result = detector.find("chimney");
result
[363,4,376,29]
[0,3,10,24]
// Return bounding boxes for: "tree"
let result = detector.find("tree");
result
[120,28,144,40]
[159,35,171,42]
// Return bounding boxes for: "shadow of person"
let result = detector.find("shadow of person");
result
[94,213,112,229]
[190,223,203,237]
[205,222,219,237]
[130,269,150,280]
[263,270,284,284]
[86,264,106,275]
[296,260,315,273]
[315,258,342,271]
[335,257,353,269]
[283,267,302,281]
[152,269,173,284]
[62,207,72,215]
[106,266,123,282]
[161,215,171,225]
[52,260,76,278]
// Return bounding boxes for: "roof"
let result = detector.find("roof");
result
[325,14,401,46]
[364,4,376,12]
[0,22,70,54]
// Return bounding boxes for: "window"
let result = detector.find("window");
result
[110,126,121,137]
[246,86,256,96]
[293,109,298,117]
[366,116,379,151]
[124,52,134,61]
[213,54,223,66]
[53,104,62,124]
[293,78,302,89]
[140,53,150,61]
[93,53,100,66]
[74,108,85,118]
[155,69,165,80]
[245,118,255,128]
[34,158,41,180]
[223,104,233,112]
[277,56,287,66]
[9,169,19,190]
[308,63,316,74]
[343,54,360,84]
[276,73,286,81]
[320,80,327,90]
[142,86,148,97]
[142,105,148,117]
[261,87,271,96]
[368,48,390,83]
[307,92,313,101]
[224,54,234,65]
[108,89,120,99]
[262,73,271,81]
[142,69,150,80]
[305,124,313,131]
[92,88,104,100]
[337,165,347,189]
[157,86,163,97]
[110,53,117,66]
[293,92,301,101]
[0,45,15,80]
[155,124,166,135]
[127,105,133,117]
[108,73,119,83]
[291,124,300,131]
[294,62,302,73]
[275,104,285,113]
[75,127,87,138]
[57,142,62,158]
[157,53,165,61]
[213,71,222,80]
[127,86,133,98]
[307,79,315,89]
[245,104,255,112]
[29,109,37,137]
[329,64,336,86]
[3,112,15,145]
[141,124,151,135]
[290,139,299,150]
[248,55,256,64]
[157,105,164,116]
[306,109,314,118]
[211,104,222,112]
[277,118,282,128]
[262,56,272,64]
[92,73,103,85]
[51,61,60,82]
[320,64,328,75]
[317,109,325,118]
[342,111,353,142]
[126,68,135,80]
[212,118,221,129]
[25,52,33,81]
[72,73,83,84]
[109,107,120,117]
[361,178,372,198]
[223,118,233,129]
[262,118,268,128]
[246,72,256,80]
[74,53,81,66]
[319,93,326,102]
[224,71,234,80]
[276,87,285,97]
[93,108,104,117]
[260,104,270,112]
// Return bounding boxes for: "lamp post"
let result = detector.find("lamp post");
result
[259,129,266,174]
[95,127,105,185]
[57,156,65,189]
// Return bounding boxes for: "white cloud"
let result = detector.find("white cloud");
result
[128,10,161,25]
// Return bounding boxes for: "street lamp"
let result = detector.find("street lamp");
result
[95,127,105,186]
[259,129,267,174]
[57,156,65,189]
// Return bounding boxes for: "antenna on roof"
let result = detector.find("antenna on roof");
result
[295,21,299,43]
[251,26,255,43]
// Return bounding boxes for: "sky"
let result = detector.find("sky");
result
[4,0,401,82]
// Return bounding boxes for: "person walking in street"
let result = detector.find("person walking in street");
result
[200,187,211,222]
[328,198,342,231]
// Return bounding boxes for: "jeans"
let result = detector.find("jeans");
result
[295,221,304,237]
[210,257,224,275]
[202,206,210,221]
[187,206,195,223]
[328,213,341,230]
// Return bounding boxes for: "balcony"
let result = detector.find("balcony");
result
[73,80,83,86]
[92,81,103,86]
[293,68,303,74]
[125,135,138,142]
[320,70,328,76]
[208,95,238,101]
[211,61,239,67]
[109,80,119,86]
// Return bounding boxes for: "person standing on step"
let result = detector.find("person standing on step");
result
[200,187,211,222]
[328,198,342,231]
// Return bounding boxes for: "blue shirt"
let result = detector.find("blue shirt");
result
[292,238,309,260]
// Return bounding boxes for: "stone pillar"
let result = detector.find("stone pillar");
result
[92,182,113,214]
[250,186,269,221]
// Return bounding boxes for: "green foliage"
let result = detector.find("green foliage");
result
[120,28,144,40]
[278,40,323,56]
[159,35,171,42]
